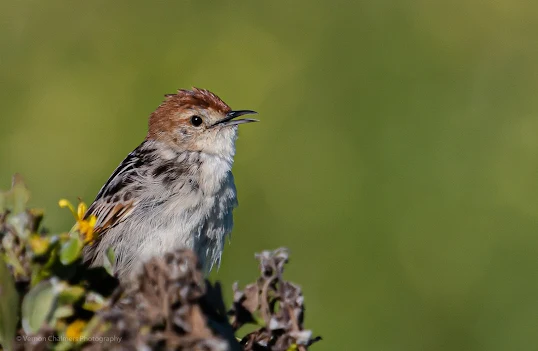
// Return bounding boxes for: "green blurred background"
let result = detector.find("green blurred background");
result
[2,1,538,350]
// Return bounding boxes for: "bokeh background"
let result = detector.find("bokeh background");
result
[2,1,538,350]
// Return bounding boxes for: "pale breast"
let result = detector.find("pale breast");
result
[87,143,239,277]
[112,151,237,274]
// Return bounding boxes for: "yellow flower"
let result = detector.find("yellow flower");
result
[59,199,97,244]
[65,319,86,341]
[29,235,50,255]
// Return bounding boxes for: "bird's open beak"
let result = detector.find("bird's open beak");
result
[212,110,259,127]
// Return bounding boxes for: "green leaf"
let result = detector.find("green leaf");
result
[59,237,83,265]
[58,285,85,304]
[0,259,19,351]
[52,305,74,320]
[103,247,115,276]
[22,280,57,334]
[3,252,26,277]
[10,174,30,215]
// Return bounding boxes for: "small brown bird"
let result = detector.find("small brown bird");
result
[83,88,258,278]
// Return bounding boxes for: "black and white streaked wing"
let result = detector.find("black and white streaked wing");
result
[84,142,152,238]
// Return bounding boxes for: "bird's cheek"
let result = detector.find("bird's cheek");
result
[174,126,193,140]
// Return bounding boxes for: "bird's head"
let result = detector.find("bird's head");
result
[146,87,258,158]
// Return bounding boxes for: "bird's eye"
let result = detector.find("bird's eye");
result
[190,116,203,127]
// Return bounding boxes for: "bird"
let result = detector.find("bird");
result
[82,87,258,279]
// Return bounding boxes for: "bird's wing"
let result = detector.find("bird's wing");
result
[84,143,150,239]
